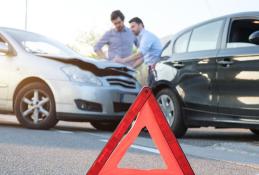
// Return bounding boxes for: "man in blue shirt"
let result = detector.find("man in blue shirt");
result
[94,10,136,66]
[113,17,162,85]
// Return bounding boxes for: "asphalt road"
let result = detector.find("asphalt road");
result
[0,114,259,175]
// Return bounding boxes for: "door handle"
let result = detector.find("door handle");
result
[173,62,185,68]
[217,60,234,67]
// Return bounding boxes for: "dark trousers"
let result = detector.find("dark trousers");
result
[148,67,156,87]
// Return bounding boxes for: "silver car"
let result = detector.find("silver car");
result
[0,28,140,130]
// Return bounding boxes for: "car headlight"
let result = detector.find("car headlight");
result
[61,66,102,86]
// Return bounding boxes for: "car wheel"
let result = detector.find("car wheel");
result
[14,82,58,129]
[90,121,120,131]
[250,129,259,136]
[156,88,187,138]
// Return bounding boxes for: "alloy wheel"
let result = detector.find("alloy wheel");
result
[157,94,175,126]
[20,89,51,124]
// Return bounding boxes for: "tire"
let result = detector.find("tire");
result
[156,88,187,138]
[90,121,120,131]
[14,82,58,129]
[250,129,259,136]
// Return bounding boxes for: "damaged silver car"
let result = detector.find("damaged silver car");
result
[0,28,140,130]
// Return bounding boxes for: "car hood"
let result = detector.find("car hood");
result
[79,57,130,69]
[36,54,136,79]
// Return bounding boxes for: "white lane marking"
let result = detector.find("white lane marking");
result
[100,139,159,154]
[131,144,159,154]
[77,128,259,168]
[87,132,111,138]
[100,139,259,170]
[87,132,151,142]
[55,130,74,134]
[99,138,259,170]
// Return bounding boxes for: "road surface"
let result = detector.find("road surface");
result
[0,114,258,175]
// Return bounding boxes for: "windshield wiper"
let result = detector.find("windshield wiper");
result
[31,51,49,55]
[34,53,82,60]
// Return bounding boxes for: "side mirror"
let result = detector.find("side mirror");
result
[0,42,9,54]
[249,31,259,45]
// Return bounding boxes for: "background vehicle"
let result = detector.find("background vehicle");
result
[0,28,140,131]
[154,12,259,137]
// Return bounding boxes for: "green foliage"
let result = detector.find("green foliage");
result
[67,31,101,58]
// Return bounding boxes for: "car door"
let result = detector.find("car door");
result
[171,19,225,122]
[217,17,259,119]
[0,36,10,109]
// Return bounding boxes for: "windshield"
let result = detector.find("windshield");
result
[4,29,81,58]
[160,35,173,59]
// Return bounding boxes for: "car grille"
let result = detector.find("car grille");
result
[106,77,136,89]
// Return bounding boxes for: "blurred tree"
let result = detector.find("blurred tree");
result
[67,31,103,59]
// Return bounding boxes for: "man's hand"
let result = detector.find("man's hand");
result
[132,58,144,68]
[95,50,106,59]
[113,57,125,64]
[113,51,143,65]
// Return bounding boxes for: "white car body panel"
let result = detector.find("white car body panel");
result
[0,28,140,121]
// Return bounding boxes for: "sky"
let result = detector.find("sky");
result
[0,0,258,45]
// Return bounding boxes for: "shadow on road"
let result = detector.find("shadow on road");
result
[184,129,259,142]
[0,119,258,144]
[0,120,101,133]
[136,128,259,143]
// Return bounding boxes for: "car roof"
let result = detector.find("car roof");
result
[0,27,25,33]
[199,11,259,26]
[0,27,42,38]
[171,11,259,41]
[222,11,259,18]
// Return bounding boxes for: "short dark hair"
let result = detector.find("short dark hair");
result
[129,17,144,28]
[111,10,125,21]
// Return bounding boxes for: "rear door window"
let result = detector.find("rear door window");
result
[188,20,224,52]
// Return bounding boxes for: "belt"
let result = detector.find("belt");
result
[148,64,156,70]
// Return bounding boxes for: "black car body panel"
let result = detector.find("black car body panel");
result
[154,12,259,129]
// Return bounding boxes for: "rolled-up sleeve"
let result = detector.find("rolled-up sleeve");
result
[94,31,110,52]
[138,35,152,56]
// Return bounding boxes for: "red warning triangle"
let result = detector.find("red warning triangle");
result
[86,87,195,175]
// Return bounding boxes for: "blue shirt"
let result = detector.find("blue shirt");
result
[137,29,162,65]
[94,27,135,60]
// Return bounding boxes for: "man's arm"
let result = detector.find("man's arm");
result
[132,57,144,68]
[113,51,143,64]
[123,51,143,63]
[93,31,110,59]
[115,33,152,64]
